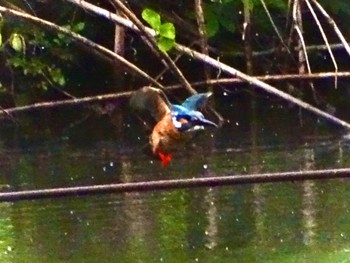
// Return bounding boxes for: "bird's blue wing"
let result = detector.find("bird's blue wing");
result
[181,92,212,111]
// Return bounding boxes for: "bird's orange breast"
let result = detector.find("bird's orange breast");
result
[149,114,191,155]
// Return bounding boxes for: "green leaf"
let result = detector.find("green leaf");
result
[142,8,161,32]
[205,17,220,38]
[157,37,175,52]
[10,33,25,52]
[219,6,237,33]
[159,23,175,40]
[50,68,66,86]
[73,22,85,32]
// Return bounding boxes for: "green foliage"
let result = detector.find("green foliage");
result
[319,0,350,15]
[142,8,161,31]
[204,2,237,37]
[0,18,86,105]
[203,0,287,38]
[10,33,25,53]
[142,8,176,52]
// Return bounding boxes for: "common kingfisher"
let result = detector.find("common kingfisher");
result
[130,86,218,166]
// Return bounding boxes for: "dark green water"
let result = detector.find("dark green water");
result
[0,105,350,263]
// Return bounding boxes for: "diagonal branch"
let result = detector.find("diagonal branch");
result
[111,0,196,94]
[259,0,294,60]
[311,0,350,57]
[305,0,338,88]
[63,0,350,130]
[0,5,164,89]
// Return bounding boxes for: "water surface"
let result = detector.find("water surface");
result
[0,104,349,263]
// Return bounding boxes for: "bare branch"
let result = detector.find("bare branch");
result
[0,5,164,89]
[194,0,211,79]
[305,0,338,88]
[167,71,350,88]
[0,167,349,202]
[111,0,196,94]
[1,71,349,117]
[0,91,131,116]
[259,0,294,59]
[64,0,350,130]
[311,0,350,57]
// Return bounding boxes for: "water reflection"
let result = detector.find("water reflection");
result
[0,115,349,262]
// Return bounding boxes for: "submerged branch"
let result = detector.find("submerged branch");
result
[0,167,349,202]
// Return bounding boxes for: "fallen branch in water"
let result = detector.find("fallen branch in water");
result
[0,167,349,202]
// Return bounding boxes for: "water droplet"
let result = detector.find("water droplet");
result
[203,164,208,169]
[110,162,114,167]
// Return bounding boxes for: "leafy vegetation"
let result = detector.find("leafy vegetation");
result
[141,8,176,52]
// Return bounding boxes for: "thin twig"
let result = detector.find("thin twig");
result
[166,71,350,88]
[65,0,350,130]
[0,91,131,116]
[0,167,349,202]
[259,0,294,59]
[0,5,163,89]
[305,0,338,89]
[311,0,350,57]
[111,0,196,94]
[194,0,211,80]
[293,0,319,105]
[1,71,349,117]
